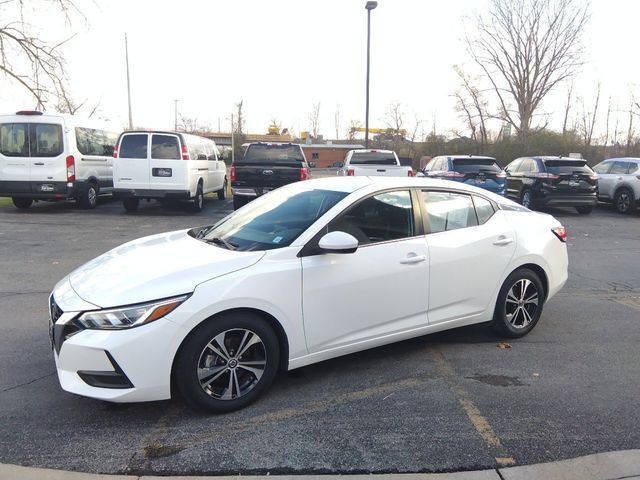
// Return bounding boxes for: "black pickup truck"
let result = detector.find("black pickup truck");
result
[230,142,312,210]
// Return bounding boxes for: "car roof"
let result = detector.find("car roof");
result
[602,157,640,162]
[445,155,497,161]
[526,156,586,162]
[350,149,394,154]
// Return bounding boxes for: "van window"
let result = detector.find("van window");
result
[151,135,180,160]
[120,134,148,159]
[0,123,29,157]
[30,124,63,157]
[76,128,118,156]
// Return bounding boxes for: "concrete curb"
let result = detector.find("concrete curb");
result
[1,450,639,480]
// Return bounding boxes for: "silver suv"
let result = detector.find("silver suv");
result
[593,158,640,214]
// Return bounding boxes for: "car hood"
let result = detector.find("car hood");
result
[68,230,265,308]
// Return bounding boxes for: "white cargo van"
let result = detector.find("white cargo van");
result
[0,110,120,209]
[113,131,227,212]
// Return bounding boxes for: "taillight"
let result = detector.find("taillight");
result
[347,169,355,176]
[300,167,308,181]
[230,165,236,182]
[442,171,465,178]
[181,145,189,160]
[66,155,75,182]
[113,144,119,158]
[408,170,414,177]
[535,172,560,180]
[497,171,507,178]
[551,226,567,243]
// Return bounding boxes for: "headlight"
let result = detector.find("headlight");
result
[76,295,189,330]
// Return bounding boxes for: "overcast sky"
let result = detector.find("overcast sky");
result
[2,0,639,139]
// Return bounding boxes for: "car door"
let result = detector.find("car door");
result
[593,161,613,199]
[301,189,429,353]
[607,161,631,199]
[0,121,31,192]
[421,190,516,324]
[115,133,150,190]
[29,120,66,188]
[504,158,523,199]
[148,133,184,192]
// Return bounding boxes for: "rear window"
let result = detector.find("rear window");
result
[452,158,501,173]
[0,123,63,157]
[242,144,305,163]
[350,152,397,165]
[119,134,148,159]
[543,160,593,174]
[151,134,180,160]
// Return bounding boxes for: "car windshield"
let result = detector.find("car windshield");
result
[544,160,593,174]
[242,144,305,162]
[452,158,501,173]
[193,188,348,251]
[350,152,397,165]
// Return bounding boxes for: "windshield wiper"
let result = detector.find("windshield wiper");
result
[203,237,238,250]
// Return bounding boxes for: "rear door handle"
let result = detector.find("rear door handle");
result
[400,254,427,264]
[493,236,514,246]
[33,162,45,166]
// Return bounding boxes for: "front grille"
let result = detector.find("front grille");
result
[50,295,63,324]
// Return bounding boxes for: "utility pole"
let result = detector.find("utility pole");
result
[231,113,235,164]
[364,2,378,148]
[174,99,179,131]
[125,33,133,130]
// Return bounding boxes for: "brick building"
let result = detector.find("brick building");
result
[300,144,364,168]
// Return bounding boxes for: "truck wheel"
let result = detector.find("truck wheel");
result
[217,178,227,200]
[12,197,33,209]
[233,195,247,210]
[122,198,139,212]
[191,183,204,212]
[79,183,99,209]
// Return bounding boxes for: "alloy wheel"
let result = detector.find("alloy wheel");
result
[197,328,267,400]
[505,279,539,328]
[522,191,531,208]
[617,191,630,213]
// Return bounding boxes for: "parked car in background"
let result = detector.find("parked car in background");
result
[337,149,413,177]
[113,131,227,212]
[417,155,506,195]
[504,156,598,214]
[230,142,311,210]
[48,176,568,412]
[0,110,119,209]
[592,157,640,214]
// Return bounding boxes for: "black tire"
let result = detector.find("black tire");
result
[174,311,280,413]
[191,183,204,212]
[520,189,533,209]
[233,195,247,210]
[614,188,636,214]
[492,268,545,338]
[575,205,593,214]
[217,178,227,200]
[122,198,139,212]
[12,197,33,209]
[79,183,99,209]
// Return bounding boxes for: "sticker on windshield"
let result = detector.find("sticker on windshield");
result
[273,236,283,244]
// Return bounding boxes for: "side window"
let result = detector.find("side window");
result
[328,190,415,245]
[610,161,629,175]
[151,135,180,160]
[311,152,319,160]
[423,159,435,171]
[505,158,522,173]
[517,159,533,173]
[75,127,104,156]
[473,196,495,225]
[103,131,118,156]
[0,123,29,157]
[31,123,63,157]
[119,134,148,159]
[628,163,639,174]
[593,162,612,174]
[423,191,478,233]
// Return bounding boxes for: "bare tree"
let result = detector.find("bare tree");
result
[346,119,362,140]
[179,115,200,133]
[602,96,612,152]
[466,0,589,144]
[234,100,244,134]
[626,94,635,156]
[334,104,340,140]
[579,83,600,147]
[309,102,321,139]
[0,0,85,108]
[452,66,489,150]
[562,83,574,137]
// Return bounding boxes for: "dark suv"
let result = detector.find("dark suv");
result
[230,142,312,210]
[504,156,598,214]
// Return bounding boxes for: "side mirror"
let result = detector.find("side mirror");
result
[318,231,358,254]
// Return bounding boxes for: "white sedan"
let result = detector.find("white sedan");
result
[49,177,568,412]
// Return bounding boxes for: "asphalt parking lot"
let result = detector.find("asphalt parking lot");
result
[0,195,639,475]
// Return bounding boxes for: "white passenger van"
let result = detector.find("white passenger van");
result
[0,110,120,209]
[113,131,227,212]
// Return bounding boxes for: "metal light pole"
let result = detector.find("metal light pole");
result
[125,33,133,129]
[174,99,179,131]
[364,1,377,149]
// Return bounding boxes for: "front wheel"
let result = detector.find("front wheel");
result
[174,312,280,413]
[614,188,636,214]
[576,205,593,214]
[12,197,33,209]
[492,268,545,338]
[122,198,139,212]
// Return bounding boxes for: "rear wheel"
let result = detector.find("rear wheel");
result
[174,312,280,413]
[521,189,532,209]
[12,197,33,209]
[575,205,593,214]
[122,198,139,212]
[191,183,204,212]
[233,195,247,210]
[614,188,636,214]
[217,178,227,200]
[79,183,98,209]
[492,268,545,338]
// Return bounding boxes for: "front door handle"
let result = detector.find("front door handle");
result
[493,236,514,246]
[400,253,427,264]
[33,162,45,166]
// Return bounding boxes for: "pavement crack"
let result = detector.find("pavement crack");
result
[0,371,56,393]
